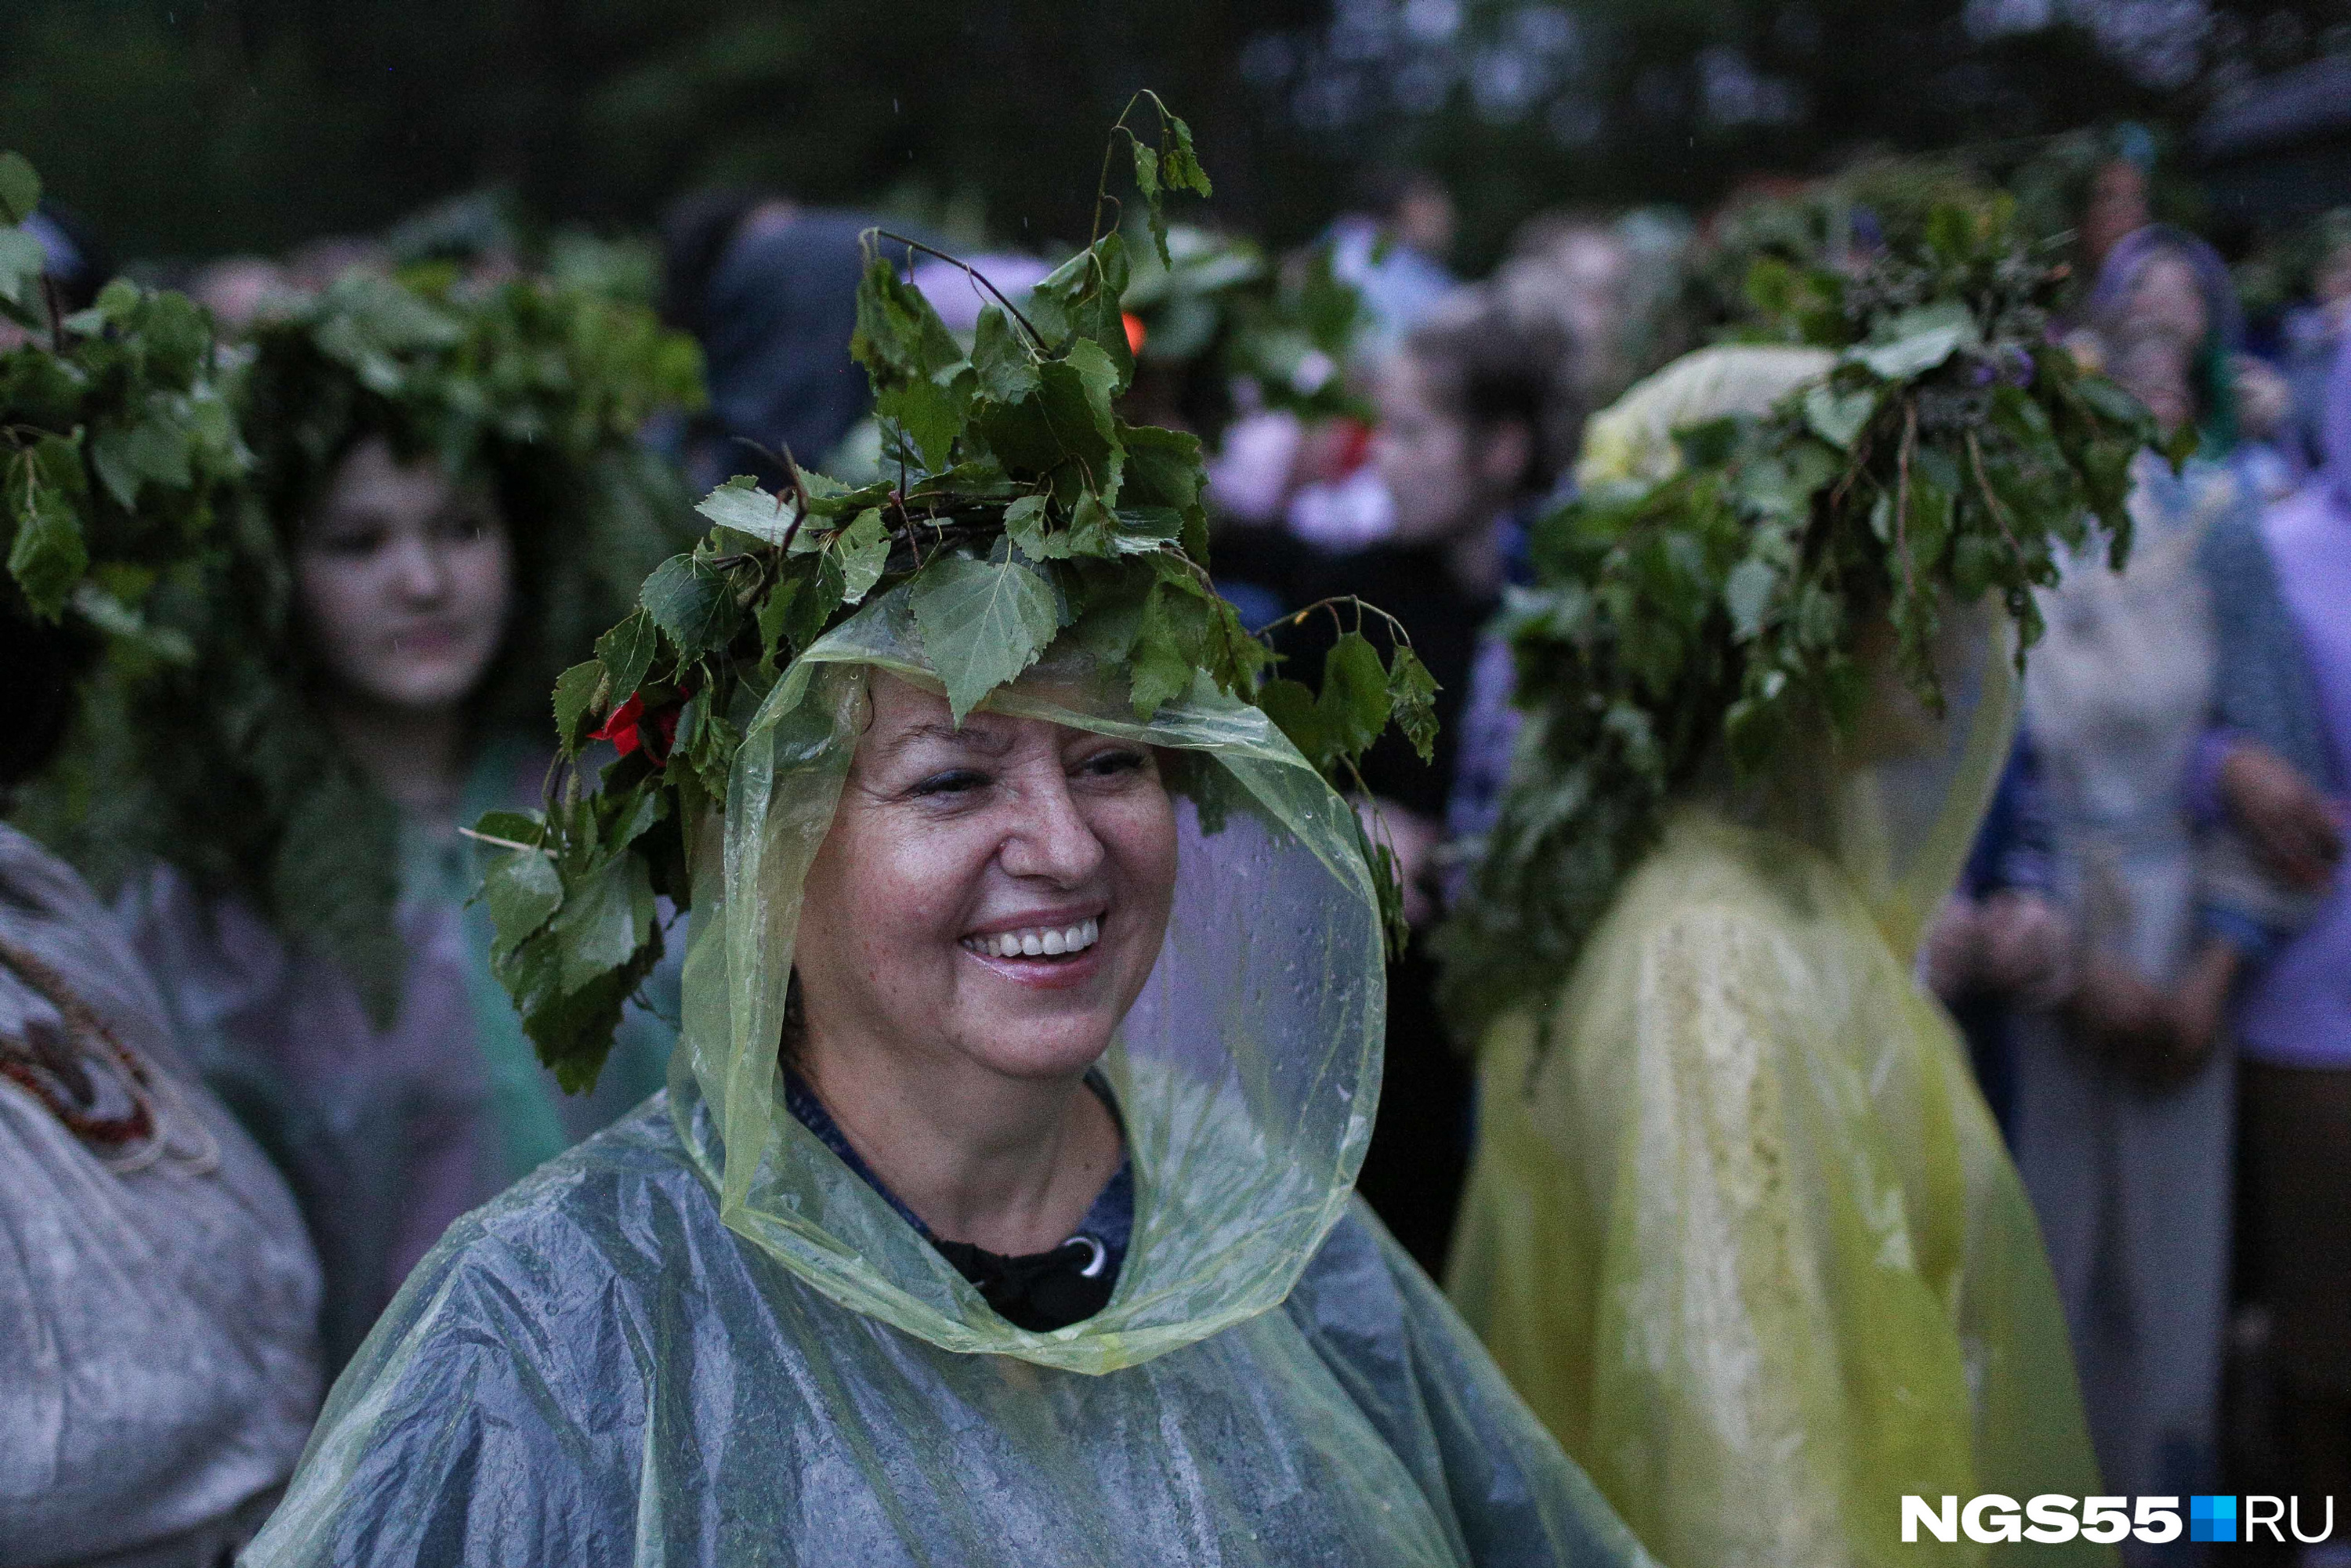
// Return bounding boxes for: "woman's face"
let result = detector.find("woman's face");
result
[2125,252,2210,352]
[295,435,513,712]
[795,674,1179,1088]
[2111,333,2194,436]
[1373,352,1482,544]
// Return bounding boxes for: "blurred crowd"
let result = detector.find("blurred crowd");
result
[5,118,2349,1565]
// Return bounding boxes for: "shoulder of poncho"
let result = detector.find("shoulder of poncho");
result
[418,1098,712,1295]
[1612,819,1838,959]
[1284,1200,1405,1334]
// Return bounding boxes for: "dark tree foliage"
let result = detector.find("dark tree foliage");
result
[5,0,2343,267]
[0,0,1315,259]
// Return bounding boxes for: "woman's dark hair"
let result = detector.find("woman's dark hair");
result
[1398,294,1579,496]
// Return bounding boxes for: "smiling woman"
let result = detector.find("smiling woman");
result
[237,597,1655,1567]
[240,111,1653,1564]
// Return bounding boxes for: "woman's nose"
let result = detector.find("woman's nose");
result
[998,772,1106,885]
[386,534,451,602]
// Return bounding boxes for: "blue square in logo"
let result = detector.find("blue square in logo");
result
[2190,1495,2237,1544]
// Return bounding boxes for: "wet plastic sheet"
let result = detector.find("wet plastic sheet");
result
[0,827,320,1568]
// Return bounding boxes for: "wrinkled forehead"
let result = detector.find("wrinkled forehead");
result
[851,666,1168,768]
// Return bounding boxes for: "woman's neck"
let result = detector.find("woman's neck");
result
[800,1035,1122,1258]
[321,692,471,821]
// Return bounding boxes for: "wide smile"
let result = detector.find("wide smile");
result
[958,915,1105,989]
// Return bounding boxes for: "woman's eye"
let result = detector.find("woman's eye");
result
[911,769,990,799]
[313,527,387,558]
[1076,749,1147,780]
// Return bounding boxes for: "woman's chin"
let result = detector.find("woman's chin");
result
[953,1013,1121,1085]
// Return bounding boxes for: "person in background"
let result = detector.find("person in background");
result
[1494,208,1694,424]
[1326,166,1459,356]
[2069,224,2299,502]
[3,589,324,1568]
[2012,234,2340,1534]
[118,273,701,1374]
[2,194,321,1562]
[657,190,917,492]
[1444,339,2109,1568]
[2228,332,2351,1563]
[2280,209,2351,472]
[1286,288,1575,1273]
[2079,154,2153,281]
[1921,734,2070,1143]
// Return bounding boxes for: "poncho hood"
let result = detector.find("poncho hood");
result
[671,585,1389,1372]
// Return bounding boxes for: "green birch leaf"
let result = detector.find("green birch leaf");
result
[601,783,668,854]
[1255,677,1327,767]
[908,549,1057,720]
[973,306,1040,404]
[1110,505,1183,554]
[549,853,656,992]
[1064,339,1121,440]
[0,151,40,226]
[850,253,973,469]
[1132,136,1168,264]
[483,848,564,956]
[1317,632,1392,759]
[552,660,603,749]
[756,573,801,661]
[1161,111,1212,198]
[1802,382,1876,451]
[0,228,45,313]
[640,553,744,656]
[5,467,87,619]
[1724,557,1779,639]
[832,507,889,604]
[1388,645,1440,762]
[784,552,844,649]
[1002,493,1055,559]
[1127,585,1196,718]
[695,476,797,545]
[1850,299,1979,380]
[1065,491,1117,557]
[594,607,660,704]
[1130,136,1161,205]
[90,408,194,509]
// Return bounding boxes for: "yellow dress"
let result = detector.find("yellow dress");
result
[1447,635,2111,1567]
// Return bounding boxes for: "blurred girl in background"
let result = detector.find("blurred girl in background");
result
[118,271,703,1371]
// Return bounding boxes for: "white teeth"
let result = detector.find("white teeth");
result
[962,918,1101,960]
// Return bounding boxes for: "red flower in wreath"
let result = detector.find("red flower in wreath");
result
[591,693,683,763]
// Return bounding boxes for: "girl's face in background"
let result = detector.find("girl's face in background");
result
[1372,351,1481,545]
[2125,252,2210,352]
[2111,333,2194,437]
[295,435,513,713]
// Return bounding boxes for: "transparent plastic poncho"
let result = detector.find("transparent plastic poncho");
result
[244,586,1654,1567]
[1448,345,2110,1567]
[1449,618,2111,1567]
